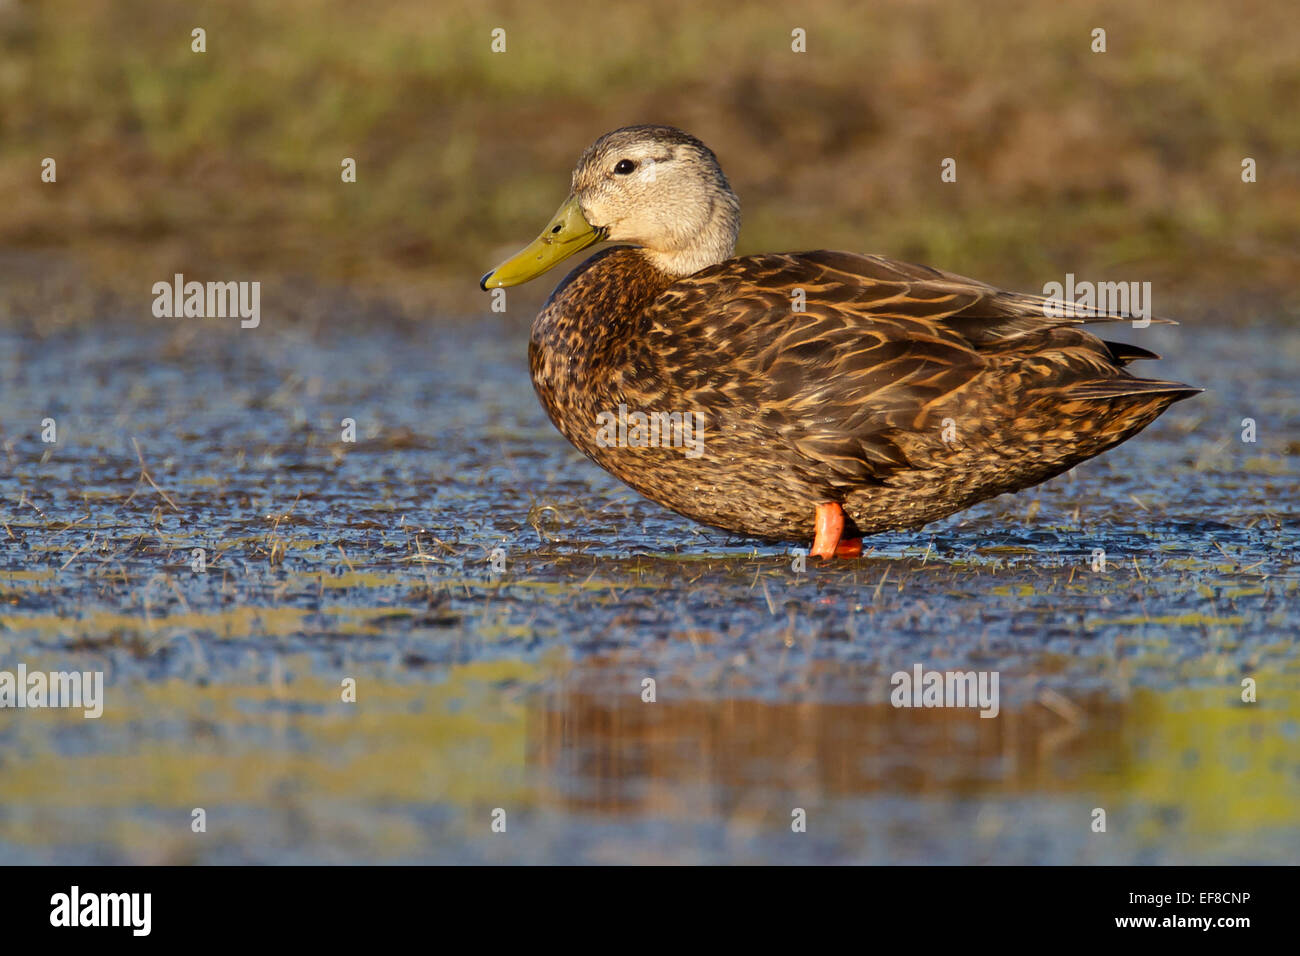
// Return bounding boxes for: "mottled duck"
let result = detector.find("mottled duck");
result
[481,126,1199,558]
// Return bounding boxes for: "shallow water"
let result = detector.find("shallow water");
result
[0,310,1296,863]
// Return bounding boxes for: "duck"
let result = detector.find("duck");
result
[481,125,1199,559]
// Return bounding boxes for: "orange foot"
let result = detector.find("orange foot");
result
[835,538,863,558]
[810,502,862,559]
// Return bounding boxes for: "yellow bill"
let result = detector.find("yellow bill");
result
[480,195,606,290]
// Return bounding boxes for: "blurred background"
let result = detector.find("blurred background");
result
[2,0,1298,320]
[0,0,1297,865]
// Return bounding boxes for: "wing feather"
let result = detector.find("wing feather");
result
[625,251,1192,487]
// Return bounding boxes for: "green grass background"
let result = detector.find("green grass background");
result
[1,0,1297,318]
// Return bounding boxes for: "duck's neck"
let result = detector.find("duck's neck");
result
[640,190,741,278]
[529,247,677,411]
[534,247,676,349]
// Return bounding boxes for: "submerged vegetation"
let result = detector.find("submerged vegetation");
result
[1,313,1297,862]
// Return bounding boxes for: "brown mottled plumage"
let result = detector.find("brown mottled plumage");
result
[485,126,1199,548]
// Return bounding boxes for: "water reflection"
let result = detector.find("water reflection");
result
[529,668,1299,859]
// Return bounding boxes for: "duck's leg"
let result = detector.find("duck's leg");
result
[810,502,843,559]
[811,502,863,560]
[811,502,843,558]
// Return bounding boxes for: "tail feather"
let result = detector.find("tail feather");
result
[1067,378,1202,402]
[1101,340,1161,364]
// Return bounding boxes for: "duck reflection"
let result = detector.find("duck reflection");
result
[526,671,1128,816]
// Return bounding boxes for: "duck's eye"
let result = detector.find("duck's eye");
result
[613,159,637,175]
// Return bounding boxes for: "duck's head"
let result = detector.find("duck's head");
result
[480,125,741,290]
